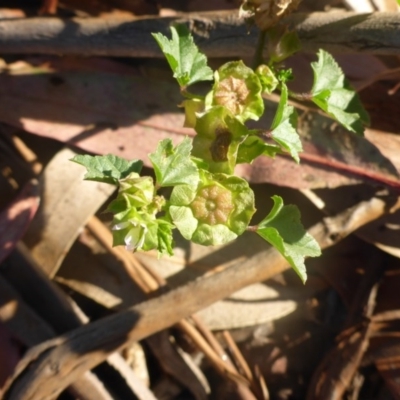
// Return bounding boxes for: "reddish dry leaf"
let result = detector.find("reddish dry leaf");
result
[0,322,20,389]
[0,179,40,264]
[0,58,398,191]
[0,58,191,162]
[361,80,400,133]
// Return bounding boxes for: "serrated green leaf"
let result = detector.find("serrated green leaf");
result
[256,196,321,283]
[149,137,199,187]
[311,50,369,135]
[271,84,302,163]
[156,219,175,256]
[311,50,345,93]
[71,154,143,185]
[152,25,213,87]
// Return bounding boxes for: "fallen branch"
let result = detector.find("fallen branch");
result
[0,11,400,57]
[2,194,400,400]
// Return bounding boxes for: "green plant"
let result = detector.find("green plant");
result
[71,22,368,283]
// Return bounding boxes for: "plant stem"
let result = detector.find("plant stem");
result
[180,87,205,100]
[252,30,267,70]
[288,90,313,101]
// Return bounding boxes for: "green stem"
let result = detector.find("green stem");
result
[256,129,272,139]
[246,225,258,232]
[180,87,205,100]
[252,30,267,70]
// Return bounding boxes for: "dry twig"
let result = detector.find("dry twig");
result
[0,12,399,57]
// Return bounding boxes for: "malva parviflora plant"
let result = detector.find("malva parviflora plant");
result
[71,22,369,283]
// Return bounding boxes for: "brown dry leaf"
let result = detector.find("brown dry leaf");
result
[0,322,20,389]
[23,148,116,277]
[361,80,400,133]
[0,179,39,264]
[0,58,191,163]
[242,0,301,30]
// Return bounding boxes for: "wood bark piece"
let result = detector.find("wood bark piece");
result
[106,354,157,400]
[23,147,116,277]
[0,275,114,400]
[1,243,85,333]
[3,195,399,400]
[1,243,155,400]
[0,12,400,57]
[0,275,54,346]
[0,179,39,265]
[146,332,209,400]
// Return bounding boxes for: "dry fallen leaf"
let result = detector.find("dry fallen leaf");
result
[242,0,302,30]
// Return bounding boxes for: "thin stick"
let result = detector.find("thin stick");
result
[222,331,253,383]
[177,320,248,386]
[191,315,231,362]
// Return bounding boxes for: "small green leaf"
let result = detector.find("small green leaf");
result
[71,154,143,185]
[311,50,369,135]
[169,205,198,240]
[152,25,213,87]
[149,137,199,187]
[255,65,279,94]
[256,196,321,283]
[237,135,280,164]
[267,27,301,64]
[271,84,302,163]
[156,219,175,256]
[276,68,294,83]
